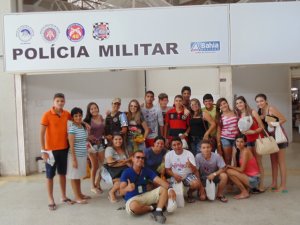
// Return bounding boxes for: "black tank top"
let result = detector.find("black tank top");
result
[189,116,208,138]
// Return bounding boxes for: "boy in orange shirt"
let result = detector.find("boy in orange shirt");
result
[40,93,74,210]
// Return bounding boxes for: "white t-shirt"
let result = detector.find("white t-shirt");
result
[165,149,196,179]
[141,105,164,139]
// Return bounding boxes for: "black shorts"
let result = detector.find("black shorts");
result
[45,149,68,179]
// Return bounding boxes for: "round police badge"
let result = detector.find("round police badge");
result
[113,117,118,123]
[93,22,110,40]
[41,24,59,43]
[182,115,187,120]
[16,25,34,43]
[66,23,85,42]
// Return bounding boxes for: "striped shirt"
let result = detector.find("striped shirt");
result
[68,124,87,157]
[221,115,239,140]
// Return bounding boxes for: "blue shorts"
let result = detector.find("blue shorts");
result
[248,176,260,189]
[45,149,68,179]
[221,138,235,148]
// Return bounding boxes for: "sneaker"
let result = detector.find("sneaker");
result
[151,211,167,224]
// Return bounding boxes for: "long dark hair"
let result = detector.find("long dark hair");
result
[84,102,99,124]
[215,98,227,126]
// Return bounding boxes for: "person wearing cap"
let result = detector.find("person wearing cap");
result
[104,98,128,145]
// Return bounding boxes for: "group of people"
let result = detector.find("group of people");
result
[40,87,288,224]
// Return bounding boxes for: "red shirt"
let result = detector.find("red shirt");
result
[166,108,190,138]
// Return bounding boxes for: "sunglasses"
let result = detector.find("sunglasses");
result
[113,102,121,105]
[135,156,145,160]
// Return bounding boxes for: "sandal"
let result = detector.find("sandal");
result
[81,195,91,200]
[108,195,118,203]
[250,188,265,194]
[62,198,75,205]
[187,197,196,203]
[216,195,228,203]
[48,203,56,211]
[75,199,88,204]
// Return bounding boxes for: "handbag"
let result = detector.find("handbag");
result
[273,123,288,144]
[255,128,279,155]
[103,163,128,179]
[205,179,216,201]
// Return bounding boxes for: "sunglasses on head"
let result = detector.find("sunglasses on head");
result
[113,102,121,105]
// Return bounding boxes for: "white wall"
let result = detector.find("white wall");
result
[145,67,220,104]
[232,65,292,141]
[0,0,20,175]
[24,71,145,173]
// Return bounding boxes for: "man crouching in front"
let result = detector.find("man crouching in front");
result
[120,150,176,224]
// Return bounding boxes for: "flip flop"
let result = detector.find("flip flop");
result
[81,195,92,200]
[108,195,118,203]
[216,195,228,203]
[274,189,288,193]
[187,197,196,203]
[234,194,249,200]
[48,204,56,211]
[62,198,75,205]
[75,199,88,204]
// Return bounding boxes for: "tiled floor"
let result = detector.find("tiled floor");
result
[0,141,299,225]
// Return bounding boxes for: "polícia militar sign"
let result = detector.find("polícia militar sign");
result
[3,6,229,72]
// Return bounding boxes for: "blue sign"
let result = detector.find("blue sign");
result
[191,41,220,52]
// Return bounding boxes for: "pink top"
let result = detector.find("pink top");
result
[239,156,260,177]
[221,115,239,140]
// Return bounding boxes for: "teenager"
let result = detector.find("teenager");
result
[226,135,261,199]
[164,95,190,148]
[189,98,216,156]
[40,93,74,210]
[84,102,105,194]
[255,93,288,193]
[141,91,164,147]
[235,96,265,192]
[127,99,149,155]
[215,98,239,164]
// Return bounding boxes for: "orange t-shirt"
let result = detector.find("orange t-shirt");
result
[41,107,71,151]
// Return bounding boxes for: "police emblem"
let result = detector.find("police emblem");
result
[41,24,59,43]
[66,23,85,42]
[182,115,187,120]
[93,22,110,40]
[16,25,34,43]
[113,117,118,123]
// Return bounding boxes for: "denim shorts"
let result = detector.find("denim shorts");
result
[248,176,260,189]
[221,138,235,148]
[247,141,256,147]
